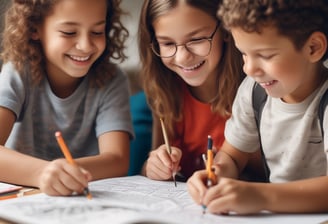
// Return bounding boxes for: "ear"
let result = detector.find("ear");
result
[305,31,327,63]
[30,26,40,40]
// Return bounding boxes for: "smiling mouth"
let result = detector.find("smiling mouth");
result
[259,80,276,87]
[181,60,205,71]
[69,55,91,62]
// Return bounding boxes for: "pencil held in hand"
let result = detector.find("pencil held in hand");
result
[206,135,216,187]
[159,118,177,187]
[55,131,92,199]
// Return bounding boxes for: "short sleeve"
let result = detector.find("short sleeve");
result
[224,77,260,153]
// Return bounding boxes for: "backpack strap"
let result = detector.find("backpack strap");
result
[252,84,328,182]
[318,88,328,137]
[252,82,270,182]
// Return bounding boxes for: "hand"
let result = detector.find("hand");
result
[187,169,208,205]
[38,159,92,196]
[145,144,182,180]
[188,170,266,215]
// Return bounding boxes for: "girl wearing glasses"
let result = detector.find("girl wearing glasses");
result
[138,0,253,181]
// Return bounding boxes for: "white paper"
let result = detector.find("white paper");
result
[0,176,327,224]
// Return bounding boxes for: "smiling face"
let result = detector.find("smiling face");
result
[35,0,107,84]
[152,2,224,89]
[231,26,323,103]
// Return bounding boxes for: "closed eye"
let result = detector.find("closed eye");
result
[60,31,76,36]
[91,29,105,35]
[259,54,275,60]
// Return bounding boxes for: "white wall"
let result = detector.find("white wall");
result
[120,0,143,72]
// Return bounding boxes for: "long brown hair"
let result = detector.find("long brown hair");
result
[138,0,244,137]
[1,0,129,86]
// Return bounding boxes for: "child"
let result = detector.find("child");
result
[138,0,247,181]
[0,0,133,196]
[187,0,328,214]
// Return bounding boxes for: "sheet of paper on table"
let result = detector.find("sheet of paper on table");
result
[0,176,327,224]
[0,182,22,195]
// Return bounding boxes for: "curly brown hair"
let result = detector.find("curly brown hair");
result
[138,0,244,138]
[217,0,328,61]
[1,0,129,86]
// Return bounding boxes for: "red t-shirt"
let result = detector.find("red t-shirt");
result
[172,86,227,180]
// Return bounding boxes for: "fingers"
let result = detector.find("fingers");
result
[202,178,261,215]
[39,159,91,196]
[187,170,208,204]
[146,145,182,180]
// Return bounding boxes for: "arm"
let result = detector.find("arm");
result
[202,176,328,214]
[189,140,328,214]
[0,107,92,196]
[214,140,250,179]
[76,131,130,180]
[0,107,51,189]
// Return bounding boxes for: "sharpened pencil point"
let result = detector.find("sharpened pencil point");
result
[84,187,92,200]
[202,204,207,214]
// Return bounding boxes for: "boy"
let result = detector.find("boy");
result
[187,0,328,214]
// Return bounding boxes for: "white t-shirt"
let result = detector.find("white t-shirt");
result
[225,76,328,182]
[0,62,134,160]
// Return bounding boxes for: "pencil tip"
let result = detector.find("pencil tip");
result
[55,131,61,137]
[84,188,92,200]
[202,204,207,215]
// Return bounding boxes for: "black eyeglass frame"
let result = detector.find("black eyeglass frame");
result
[150,24,219,58]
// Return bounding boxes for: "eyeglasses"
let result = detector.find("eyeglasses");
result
[150,25,218,58]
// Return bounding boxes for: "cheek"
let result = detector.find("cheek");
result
[161,58,172,70]
[208,38,224,65]
[96,37,106,52]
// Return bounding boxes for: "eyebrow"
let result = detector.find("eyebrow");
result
[57,20,106,27]
[155,26,213,40]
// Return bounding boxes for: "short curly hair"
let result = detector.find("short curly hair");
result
[1,0,129,86]
[217,0,328,61]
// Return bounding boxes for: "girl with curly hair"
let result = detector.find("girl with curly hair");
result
[0,0,133,196]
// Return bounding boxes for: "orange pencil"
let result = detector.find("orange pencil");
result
[202,135,217,214]
[0,194,18,200]
[55,131,92,199]
[206,135,217,187]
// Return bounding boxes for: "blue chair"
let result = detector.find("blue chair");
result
[128,91,152,175]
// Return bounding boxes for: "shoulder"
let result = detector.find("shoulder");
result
[233,76,256,106]
[89,65,130,101]
[102,65,129,87]
[0,62,28,86]
[1,62,19,75]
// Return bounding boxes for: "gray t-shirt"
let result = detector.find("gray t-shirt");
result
[225,76,328,182]
[0,62,134,160]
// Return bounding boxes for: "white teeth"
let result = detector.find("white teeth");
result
[183,61,204,70]
[261,80,275,86]
[69,55,90,62]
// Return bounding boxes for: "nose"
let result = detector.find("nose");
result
[174,45,193,63]
[243,56,262,77]
[76,34,94,53]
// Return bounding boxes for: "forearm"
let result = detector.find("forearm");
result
[259,176,328,213]
[214,141,251,179]
[140,161,147,176]
[77,152,129,180]
[0,147,47,187]
[214,150,240,179]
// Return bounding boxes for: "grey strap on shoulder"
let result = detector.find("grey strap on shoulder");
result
[252,83,328,183]
[318,88,328,137]
[252,82,270,182]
